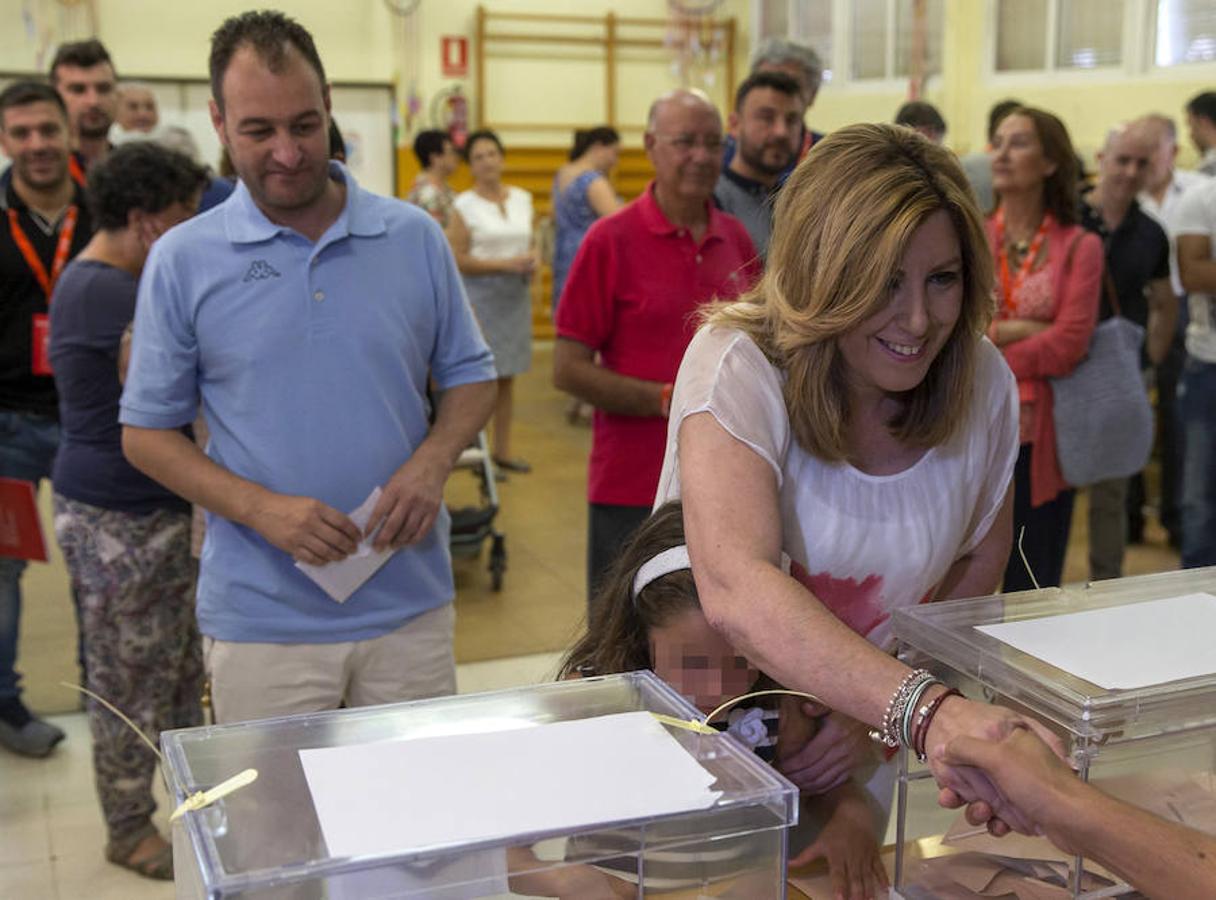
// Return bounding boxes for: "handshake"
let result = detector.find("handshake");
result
[929,720,1216,900]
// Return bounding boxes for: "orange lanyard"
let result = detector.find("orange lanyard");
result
[995,210,1052,315]
[7,205,79,302]
[68,154,86,188]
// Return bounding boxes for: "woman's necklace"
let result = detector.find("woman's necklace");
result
[474,183,506,203]
[995,209,1053,314]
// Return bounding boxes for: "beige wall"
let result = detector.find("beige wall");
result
[0,0,397,82]
[398,0,752,146]
[3,0,1212,163]
[1,0,751,147]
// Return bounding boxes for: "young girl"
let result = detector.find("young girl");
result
[559,502,888,900]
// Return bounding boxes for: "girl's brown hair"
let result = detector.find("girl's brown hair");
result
[706,122,994,464]
[558,503,699,679]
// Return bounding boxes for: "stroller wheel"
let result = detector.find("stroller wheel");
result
[489,533,507,591]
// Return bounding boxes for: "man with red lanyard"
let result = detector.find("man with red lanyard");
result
[554,90,759,613]
[51,39,118,187]
[0,40,117,203]
[0,82,93,758]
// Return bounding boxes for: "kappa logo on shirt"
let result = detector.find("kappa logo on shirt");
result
[243,260,281,282]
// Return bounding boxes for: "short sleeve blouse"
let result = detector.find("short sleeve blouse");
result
[453,186,533,261]
[655,326,1019,650]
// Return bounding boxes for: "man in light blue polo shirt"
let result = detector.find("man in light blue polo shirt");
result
[120,10,496,724]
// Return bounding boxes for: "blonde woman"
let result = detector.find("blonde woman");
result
[655,124,1062,835]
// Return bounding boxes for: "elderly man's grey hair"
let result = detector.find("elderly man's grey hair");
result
[749,37,824,97]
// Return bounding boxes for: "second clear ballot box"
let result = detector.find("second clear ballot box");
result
[891,566,1216,899]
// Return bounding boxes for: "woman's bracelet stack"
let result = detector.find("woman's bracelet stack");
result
[870,668,960,760]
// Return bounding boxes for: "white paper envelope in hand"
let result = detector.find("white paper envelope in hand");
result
[295,487,395,603]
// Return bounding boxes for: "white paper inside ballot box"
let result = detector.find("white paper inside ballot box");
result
[976,592,1216,690]
[299,710,722,860]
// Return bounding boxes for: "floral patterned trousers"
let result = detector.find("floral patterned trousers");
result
[53,494,203,845]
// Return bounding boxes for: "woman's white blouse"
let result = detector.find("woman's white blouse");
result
[453,187,533,261]
[655,326,1019,650]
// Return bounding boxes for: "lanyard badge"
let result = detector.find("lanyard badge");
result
[7,205,79,376]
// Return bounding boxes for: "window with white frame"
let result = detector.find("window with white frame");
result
[852,0,944,80]
[1057,0,1123,68]
[753,0,941,84]
[754,0,834,80]
[995,0,1125,72]
[791,0,834,80]
[1155,0,1216,66]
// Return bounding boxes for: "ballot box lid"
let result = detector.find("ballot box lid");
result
[893,567,1216,741]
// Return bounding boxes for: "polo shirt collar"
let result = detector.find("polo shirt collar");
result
[637,180,725,241]
[721,166,773,198]
[224,160,386,244]
[1080,191,1141,240]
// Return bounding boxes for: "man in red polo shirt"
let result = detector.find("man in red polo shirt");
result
[554,89,759,611]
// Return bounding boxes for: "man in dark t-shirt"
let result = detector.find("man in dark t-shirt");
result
[0,82,94,758]
[1079,122,1175,582]
[713,71,802,260]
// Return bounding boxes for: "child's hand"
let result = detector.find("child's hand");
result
[789,785,888,900]
[552,865,635,899]
[778,710,874,795]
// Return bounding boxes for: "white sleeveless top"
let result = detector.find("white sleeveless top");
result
[453,186,533,261]
[655,326,1019,650]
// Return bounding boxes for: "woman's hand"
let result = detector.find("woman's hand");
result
[778,710,875,796]
[924,694,1066,836]
[505,252,538,277]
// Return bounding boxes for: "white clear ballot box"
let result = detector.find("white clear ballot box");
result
[890,567,1216,899]
[163,670,799,899]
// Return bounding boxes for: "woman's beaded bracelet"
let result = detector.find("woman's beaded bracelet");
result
[869,668,939,749]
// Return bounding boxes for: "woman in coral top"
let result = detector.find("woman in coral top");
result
[987,107,1102,591]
